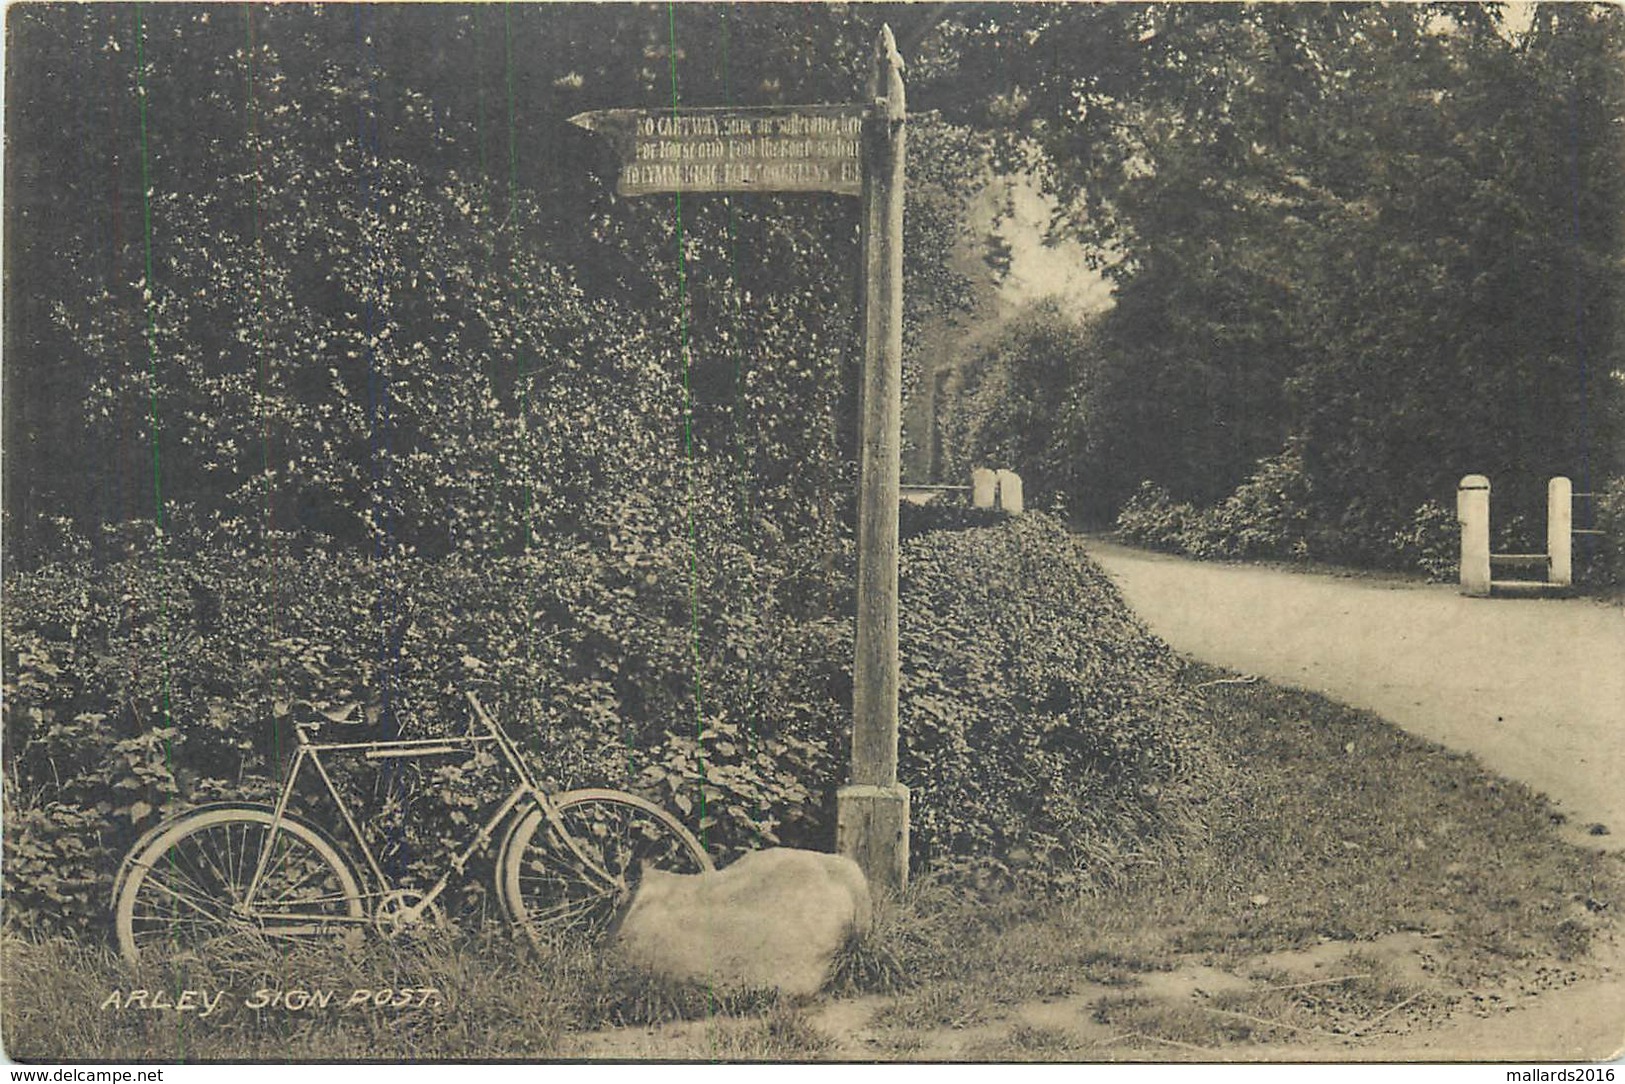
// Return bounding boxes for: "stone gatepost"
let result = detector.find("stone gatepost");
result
[995,470,1024,516]
[1458,474,1491,597]
[971,468,998,510]
[1549,476,1573,588]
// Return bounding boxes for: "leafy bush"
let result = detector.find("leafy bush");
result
[1586,477,1625,589]
[933,304,1102,508]
[898,497,1005,541]
[4,804,108,935]
[1196,449,1313,561]
[1389,500,1458,581]
[1115,451,1313,563]
[0,509,853,931]
[1113,482,1199,554]
[4,511,1215,932]
[898,513,1217,890]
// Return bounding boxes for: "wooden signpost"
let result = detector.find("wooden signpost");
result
[841,28,910,895]
[567,104,863,196]
[569,26,911,893]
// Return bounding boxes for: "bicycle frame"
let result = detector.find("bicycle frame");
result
[240,693,564,930]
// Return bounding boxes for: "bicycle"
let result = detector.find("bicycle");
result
[110,691,712,964]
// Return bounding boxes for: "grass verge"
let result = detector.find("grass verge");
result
[836,661,1623,1054]
[5,660,1619,1061]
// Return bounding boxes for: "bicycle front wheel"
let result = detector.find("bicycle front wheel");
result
[499,788,712,945]
[114,806,365,965]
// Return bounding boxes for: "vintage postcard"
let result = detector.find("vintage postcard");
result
[3,1,1621,1067]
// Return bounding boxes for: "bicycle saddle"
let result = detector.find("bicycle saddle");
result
[293,701,369,727]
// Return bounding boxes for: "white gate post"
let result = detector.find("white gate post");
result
[971,468,997,510]
[995,470,1024,516]
[1548,476,1573,588]
[1458,475,1492,597]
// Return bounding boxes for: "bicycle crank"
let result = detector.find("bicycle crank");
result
[372,890,448,939]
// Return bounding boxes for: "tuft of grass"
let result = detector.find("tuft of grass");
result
[965,1023,1088,1060]
[827,927,910,997]
[869,982,993,1033]
[696,1001,837,1061]
[567,950,783,1028]
[826,876,970,996]
[1091,969,1438,1052]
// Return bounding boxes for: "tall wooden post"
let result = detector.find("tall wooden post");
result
[837,25,909,897]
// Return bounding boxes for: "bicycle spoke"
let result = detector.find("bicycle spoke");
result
[175,841,242,909]
[503,793,709,944]
[135,878,231,922]
[256,833,298,893]
[236,821,267,888]
[228,821,259,891]
[145,857,228,915]
[117,811,361,965]
[240,827,294,905]
[220,821,235,889]
[521,889,618,929]
[264,881,356,907]
[265,850,337,903]
[189,835,237,896]
[521,877,622,911]
[149,845,212,899]
[520,850,617,890]
[131,917,238,949]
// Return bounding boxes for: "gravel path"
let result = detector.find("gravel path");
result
[1085,540,1625,853]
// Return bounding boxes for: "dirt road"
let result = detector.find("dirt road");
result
[1085,540,1625,853]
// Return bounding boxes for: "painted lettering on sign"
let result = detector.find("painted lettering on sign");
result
[569,106,865,196]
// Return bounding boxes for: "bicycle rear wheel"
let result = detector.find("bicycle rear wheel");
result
[114,806,365,965]
[499,788,711,945]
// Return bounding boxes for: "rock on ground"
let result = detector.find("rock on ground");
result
[615,847,872,997]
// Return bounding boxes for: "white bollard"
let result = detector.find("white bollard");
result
[1549,476,1572,588]
[971,468,997,510]
[1458,474,1492,597]
[995,470,1024,516]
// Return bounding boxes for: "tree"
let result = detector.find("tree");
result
[922,3,1625,551]
[935,300,1103,506]
[7,4,999,563]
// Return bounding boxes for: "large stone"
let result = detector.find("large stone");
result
[615,847,872,998]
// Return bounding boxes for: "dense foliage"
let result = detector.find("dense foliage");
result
[4,511,1211,932]
[898,514,1213,888]
[1114,452,1316,565]
[4,3,987,558]
[6,2,1621,945]
[933,302,1097,509]
[1,517,853,932]
[3,5,861,933]
[1588,478,1625,589]
[927,4,1624,561]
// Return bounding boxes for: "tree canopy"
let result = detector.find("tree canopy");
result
[6,2,1622,559]
[928,3,1623,541]
[3,3,989,559]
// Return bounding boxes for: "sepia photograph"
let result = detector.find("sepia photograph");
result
[2,0,1621,1066]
